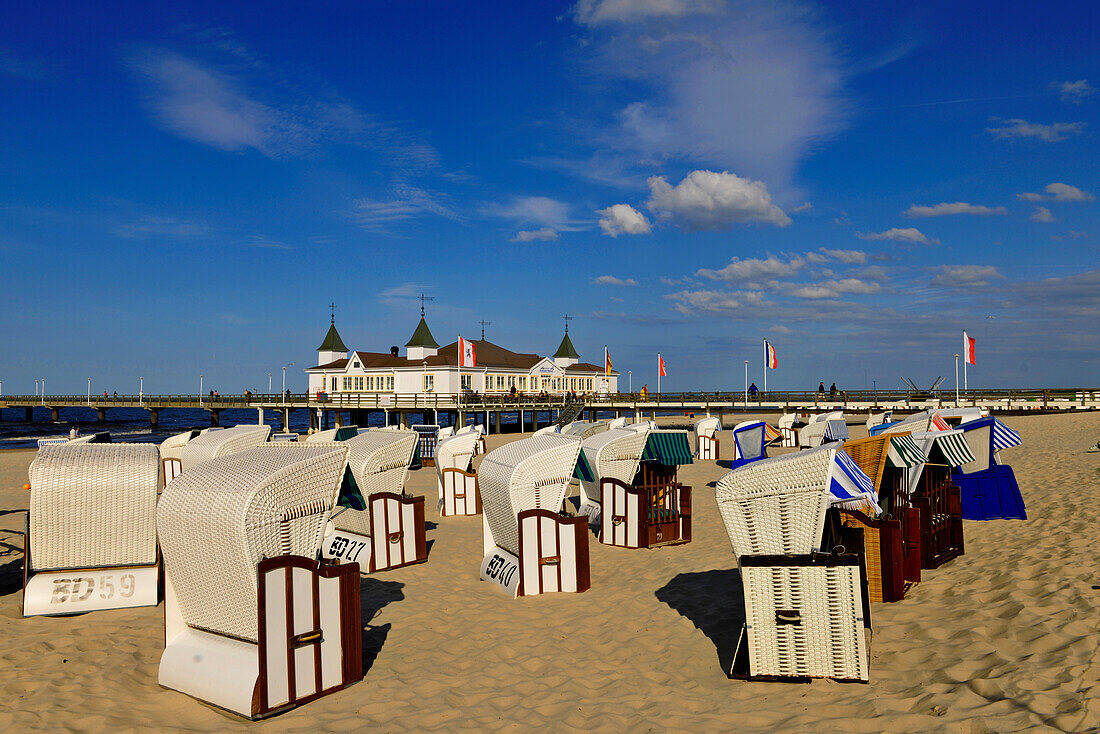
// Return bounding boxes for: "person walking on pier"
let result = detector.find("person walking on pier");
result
[829,382,837,398]
[817,382,825,394]
[748,382,758,395]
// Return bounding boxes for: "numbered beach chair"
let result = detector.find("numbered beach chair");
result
[159,429,200,484]
[478,434,589,597]
[715,446,874,682]
[179,424,272,472]
[24,443,161,617]
[837,433,927,602]
[576,427,651,526]
[905,430,973,569]
[693,416,721,459]
[157,444,361,719]
[411,424,440,466]
[321,429,425,572]
[436,430,482,516]
[952,417,1026,520]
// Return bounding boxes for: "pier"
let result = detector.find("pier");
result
[1,387,1096,433]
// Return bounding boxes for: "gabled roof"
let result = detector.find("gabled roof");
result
[317,323,348,352]
[309,340,542,371]
[553,332,580,359]
[405,317,439,348]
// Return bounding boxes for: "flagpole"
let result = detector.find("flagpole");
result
[657,353,661,395]
[744,360,748,406]
[962,331,969,393]
[954,354,960,406]
[762,339,767,393]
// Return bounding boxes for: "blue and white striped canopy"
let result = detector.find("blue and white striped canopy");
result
[830,449,881,514]
[823,420,849,441]
[991,419,1022,451]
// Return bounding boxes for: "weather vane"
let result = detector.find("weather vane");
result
[563,314,573,333]
[479,319,491,340]
[328,302,337,324]
[417,293,434,317]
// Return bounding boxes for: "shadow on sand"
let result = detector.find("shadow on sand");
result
[360,577,404,674]
[655,568,745,676]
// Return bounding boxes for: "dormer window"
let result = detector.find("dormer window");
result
[353,361,360,368]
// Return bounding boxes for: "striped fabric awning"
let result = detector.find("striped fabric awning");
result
[885,434,926,468]
[933,432,977,467]
[573,449,597,482]
[830,449,882,515]
[823,420,849,441]
[992,419,1023,450]
[763,424,782,444]
[641,431,694,466]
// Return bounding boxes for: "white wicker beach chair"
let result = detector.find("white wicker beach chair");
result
[798,412,848,448]
[478,434,589,597]
[693,416,721,459]
[321,430,424,572]
[24,443,161,616]
[436,431,482,516]
[576,427,649,524]
[179,424,271,471]
[608,416,628,429]
[562,421,609,440]
[533,424,560,435]
[160,429,199,484]
[157,444,361,719]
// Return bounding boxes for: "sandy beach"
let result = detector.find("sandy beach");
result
[1,412,1098,732]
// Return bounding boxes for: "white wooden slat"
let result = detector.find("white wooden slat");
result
[318,575,342,691]
[291,566,316,700]
[263,567,290,708]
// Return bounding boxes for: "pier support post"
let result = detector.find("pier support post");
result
[149,409,159,428]
[50,407,60,422]
[282,408,290,432]
[335,411,343,428]
[25,407,33,422]
[209,409,221,427]
[494,411,501,434]
[97,408,106,423]
[257,408,264,425]
[519,409,524,433]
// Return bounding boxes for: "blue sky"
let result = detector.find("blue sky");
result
[1,0,1096,394]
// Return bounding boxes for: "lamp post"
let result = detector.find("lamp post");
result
[87,378,91,405]
[139,376,143,406]
[42,378,46,404]
[268,373,272,394]
[200,374,204,405]
[282,363,294,403]
[628,370,632,393]
[744,360,749,406]
[954,354,960,405]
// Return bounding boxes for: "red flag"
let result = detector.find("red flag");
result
[766,341,778,369]
[658,353,667,377]
[963,331,975,365]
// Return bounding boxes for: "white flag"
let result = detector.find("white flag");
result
[459,336,476,367]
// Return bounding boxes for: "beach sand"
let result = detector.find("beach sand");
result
[0,413,1097,732]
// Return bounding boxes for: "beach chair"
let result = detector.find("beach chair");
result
[776,413,805,448]
[608,416,628,429]
[24,443,161,616]
[715,446,874,682]
[436,430,482,516]
[576,427,650,526]
[159,429,200,484]
[729,421,780,470]
[321,429,425,572]
[561,420,609,440]
[797,412,848,448]
[952,417,1026,520]
[179,424,272,472]
[693,416,720,459]
[157,445,361,719]
[305,426,359,444]
[837,433,927,602]
[454,423,488,455]
[905,430,972,569]
[270,432,299,442]
[592,430,694,549]
[411,424,440,466]
[478,434,589,597]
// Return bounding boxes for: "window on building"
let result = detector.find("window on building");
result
[520,376,527,391]
[423,374,434,392]
[330,376,337,391]
[496,375,505,390]
[461,374,471,390]
[387,376,394,391]
[355,377,364,390]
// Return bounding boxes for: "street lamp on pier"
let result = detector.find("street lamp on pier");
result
[139,376,144,406]
[628,370,632,393]
[268,373,272,393]
[87,378,91,405]
[200,374,204,406]
[744,361,749,406]
[282,363,294,403]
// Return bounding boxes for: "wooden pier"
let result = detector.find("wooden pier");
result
[1,387,1096,433]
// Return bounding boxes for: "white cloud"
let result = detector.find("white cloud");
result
[573,0,721,25]
[512,228,559,242]
[114,215,210,239]
[697,255,804,283]
[596,204,652,236]
[1031,206,1057,223]
[572,1,848,190]
[1017,183,1095,203]
[931,265,1005,287]
[665,288,766,314]
[903,202,1008,218]
[1052,79,1095,103]
[351,185,458,227]
[789,278,880,299]
[483,196,585,231]
[818,248,867,264]
[646,170,791,230]
[791,202,813,213]
[857,228,939,245]
[985,117,1085,143]
[593,275,639,286]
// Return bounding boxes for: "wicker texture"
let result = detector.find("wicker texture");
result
[741,563,868,680]
[29,444,160,571]
[479,434,582,555]
[157,445,348,642]
[436,432,479,472]
[578,428,649,504]
[715,446,835,558]
[841,435,891,488]
[331,430,417,536]
[179,425,272,471]
[159,430,198,462]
